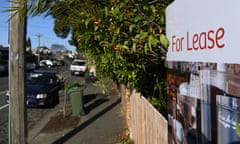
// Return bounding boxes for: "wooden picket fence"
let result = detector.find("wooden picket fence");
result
[129,91,168,144]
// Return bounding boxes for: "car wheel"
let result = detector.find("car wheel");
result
[46,96,54,108]
[55,93,59,105]
[81,73,85,77]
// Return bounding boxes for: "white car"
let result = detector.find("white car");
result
[70,59,87,76]
[40,60,54,68]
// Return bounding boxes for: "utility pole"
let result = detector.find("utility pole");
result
[36,33,42,63]
[9,0,27,144]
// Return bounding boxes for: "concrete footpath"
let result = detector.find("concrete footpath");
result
[28,79,126,144]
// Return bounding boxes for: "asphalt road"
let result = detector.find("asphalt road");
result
[0,73,9,144]
[0,62,86,144]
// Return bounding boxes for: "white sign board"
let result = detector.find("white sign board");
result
[166,0,240,64]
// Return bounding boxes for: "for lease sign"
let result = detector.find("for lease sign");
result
[171,27,224,52]
[166,0,240,63]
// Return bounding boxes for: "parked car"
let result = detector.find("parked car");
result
[70,59,87,76]
[26,51,38,71]
[39,61,48,69]
[26,61,39,71]
[0,47,9,75]
[0,62,8,75]
[40,60,54,68]
[58,60,65,66]
[0,64,4,73]
[49,58,58,66]
[6,69,64,107]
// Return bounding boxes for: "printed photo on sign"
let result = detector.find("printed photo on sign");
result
[167,62,240,144]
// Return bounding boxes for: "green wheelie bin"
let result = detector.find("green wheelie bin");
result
[68,86,86,116]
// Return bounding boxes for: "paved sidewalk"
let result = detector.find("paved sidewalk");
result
[28,80,125,144]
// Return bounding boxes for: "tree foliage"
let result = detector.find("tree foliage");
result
[26,0,173,116]
[26,37,31,48]
[74,0,172,116]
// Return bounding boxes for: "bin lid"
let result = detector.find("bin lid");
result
[68,85,84,93]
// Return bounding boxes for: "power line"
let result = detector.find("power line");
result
[36,33,42,47]
[36,33,43,63]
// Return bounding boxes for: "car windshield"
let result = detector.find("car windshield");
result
[72,61,85,66]
[26,72,55,85]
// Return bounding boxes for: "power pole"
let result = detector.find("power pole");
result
[36,33,42,63]
[9,0,27,144]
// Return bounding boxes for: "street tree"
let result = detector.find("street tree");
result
[25,0,173,117]
[26,37,31,47]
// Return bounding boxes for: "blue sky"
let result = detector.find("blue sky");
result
[0,1,75,52]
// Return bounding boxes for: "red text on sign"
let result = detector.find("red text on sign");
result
[187,27,225,51]
[171,27,225,53]
[172,35,184,52]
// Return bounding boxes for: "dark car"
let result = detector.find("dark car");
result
[6,70,64,107]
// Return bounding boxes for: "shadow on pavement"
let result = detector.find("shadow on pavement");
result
[52,97,121,144]
[83,94,97,104]
[84,94,109,113]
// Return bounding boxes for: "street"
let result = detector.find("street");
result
[0,64,86,144]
